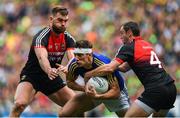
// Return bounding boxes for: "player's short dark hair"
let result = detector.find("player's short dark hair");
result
[51,6,68,16]
[75,40,93,49]
[123,21,140,36]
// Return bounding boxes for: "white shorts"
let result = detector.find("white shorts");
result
[93,87,130,112]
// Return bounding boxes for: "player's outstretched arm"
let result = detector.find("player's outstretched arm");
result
[56,49,75,74]
[118,62,131,72]
[35,48,58,80]
[84,60,120,82]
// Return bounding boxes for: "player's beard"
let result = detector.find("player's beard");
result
[52,24,66,34]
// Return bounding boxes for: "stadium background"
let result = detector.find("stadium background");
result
[0,0,179,117]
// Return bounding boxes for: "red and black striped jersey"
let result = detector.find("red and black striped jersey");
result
[115,36,174,89]
[21,27,76,75]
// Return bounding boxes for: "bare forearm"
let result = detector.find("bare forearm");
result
[66,50,74,65]
[67,81,85,92]
[118,62,131,72]
[39,57,51,74]
[85,64,113,82]
[97,89,119,99]
[35,48,51,74]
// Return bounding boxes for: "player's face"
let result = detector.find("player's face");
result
[50,13,69,34]
[119,26,129,44]
[74,54,91,67]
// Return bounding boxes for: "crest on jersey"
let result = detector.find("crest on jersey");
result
[61,43,66,50]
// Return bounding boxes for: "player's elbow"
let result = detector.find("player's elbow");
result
[118,68,129,73]
[114,89,120,98]
[118,62,131,72]
[110,88,120,99]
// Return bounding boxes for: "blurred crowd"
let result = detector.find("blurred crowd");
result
[0,0,179,117]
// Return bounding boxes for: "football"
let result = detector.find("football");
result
[87,76,109,94]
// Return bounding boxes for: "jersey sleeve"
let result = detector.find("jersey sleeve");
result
[64,31,76,50]
[67,60,79,80]
[107,74,118,84]
[32,27,50,48]
[115,44,134,64]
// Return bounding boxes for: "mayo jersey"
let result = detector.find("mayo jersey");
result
[21,27,75,75]
[68,53,125,90]
[115,36,174,89]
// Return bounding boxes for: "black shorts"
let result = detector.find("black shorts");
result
[138,82,177,112]
[19,73,66,96]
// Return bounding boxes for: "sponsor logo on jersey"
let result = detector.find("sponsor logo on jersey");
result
[61,43,66,50]
[48,45,53,50]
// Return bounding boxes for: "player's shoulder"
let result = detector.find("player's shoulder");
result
[68,58,78,68]
[33,27,50,39]
[124,41,134,47]
[136,39,152,47]
[69,58,77,65]
[93,52,111,64]
[64,31,72,35]
[64,31,76,41]
[118,42,134,52]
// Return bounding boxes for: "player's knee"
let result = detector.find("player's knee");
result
[58,108,80,117]
[116,108,128,117]
[13,100,28,112]
[58,110,69,117]
[152,111,168,117]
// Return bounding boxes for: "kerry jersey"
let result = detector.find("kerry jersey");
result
[68,53,125,90]
[115,36,174,88]
[22,27,76,75]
